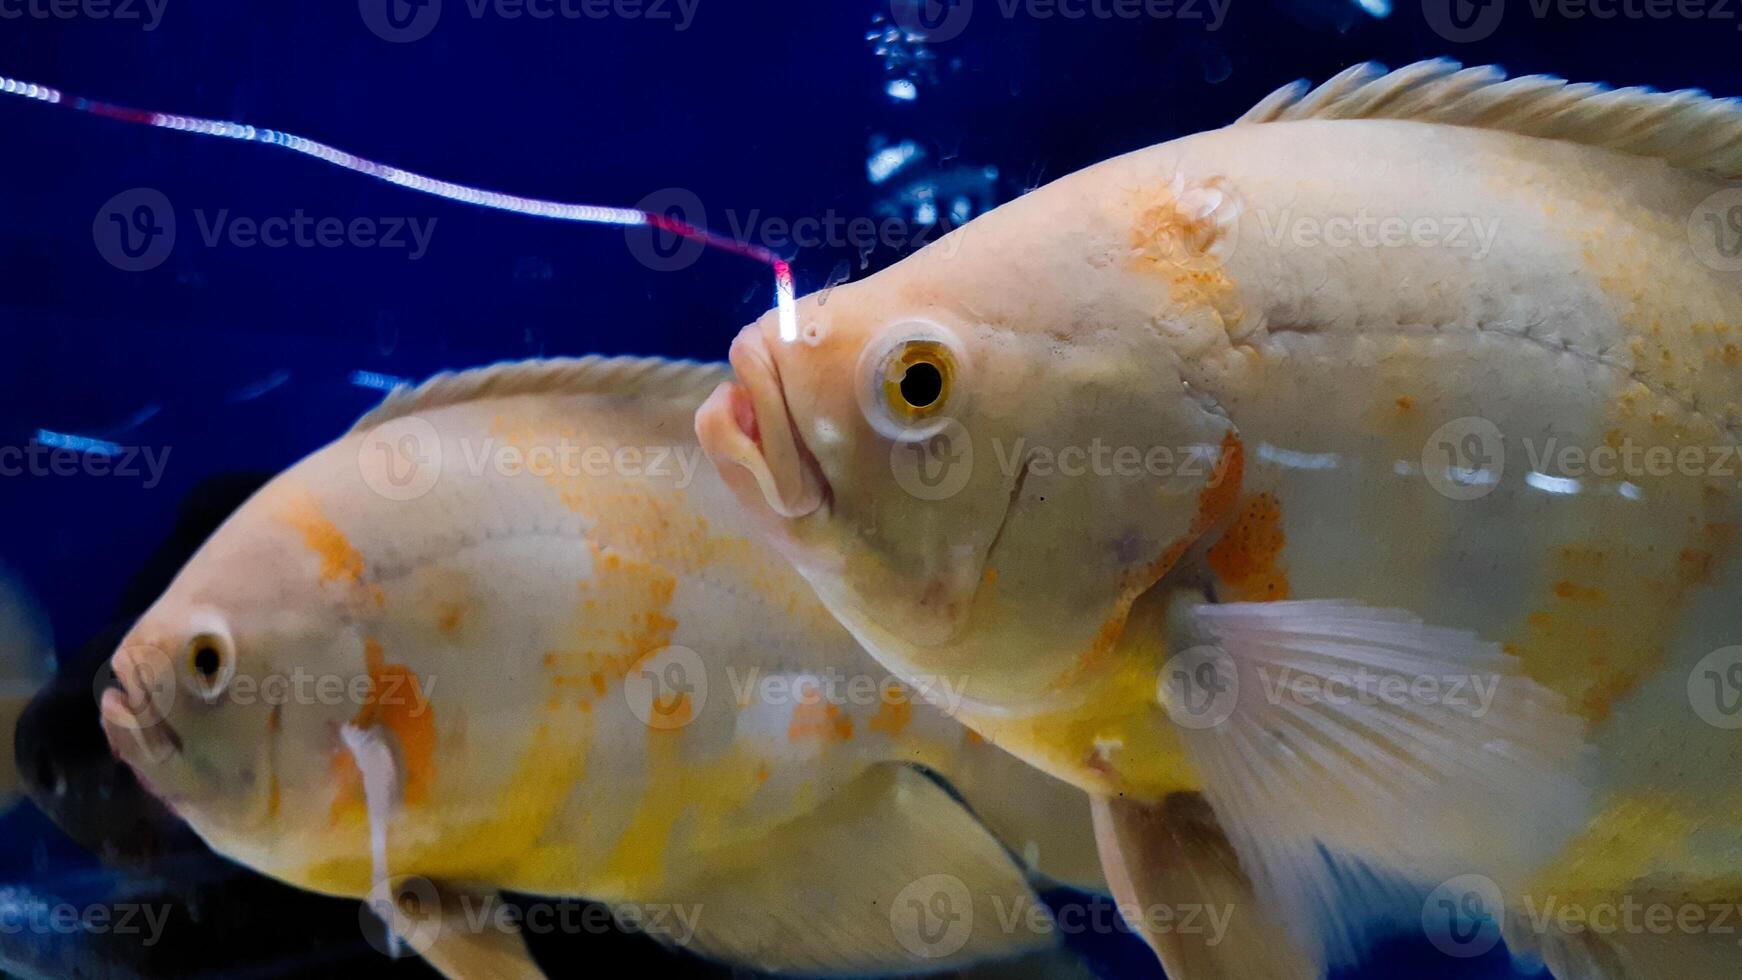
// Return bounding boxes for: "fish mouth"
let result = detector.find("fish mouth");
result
[99,644,184,768]
[697,320,827,520]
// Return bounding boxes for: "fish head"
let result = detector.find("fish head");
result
[99,495,360,847]
[698,202,1239,713]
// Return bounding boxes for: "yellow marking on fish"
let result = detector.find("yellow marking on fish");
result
[1531,793,1704,894]
[307,717,593,897]
[970,642,1198,800]
[1207,492,1290,602]
[597,735,769,892]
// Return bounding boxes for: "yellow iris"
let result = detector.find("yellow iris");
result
[880,340,954,422]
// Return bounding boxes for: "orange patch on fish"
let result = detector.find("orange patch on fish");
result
[787,682,854,743]
[1512,522,1736,723]
[654,691,694,729]
[1116,430,1245,595]
[1125,180,1242,330]
[868,696,914,737]
[1552,580,1607,603]
[1059,432,1246,693]
[277,491,384,608]
[436,602,466,636]
[330,638,438,825]
[542,542,679,713]
[1207,492,1290,602]
[280,493,365,585]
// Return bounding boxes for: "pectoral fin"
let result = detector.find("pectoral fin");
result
[341,722,405,956]
[1093,791,1319,979]
[1158,598,1596,965]
[655,763,1057,975]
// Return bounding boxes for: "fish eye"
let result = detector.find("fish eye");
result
[186,632,234,701]
[858,323,969,442]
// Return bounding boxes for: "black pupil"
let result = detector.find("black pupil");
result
[899,361,944,408]
[194,645,221,679]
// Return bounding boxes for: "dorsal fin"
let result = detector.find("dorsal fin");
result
[350,355,731,433]
[1236,59,1742,178]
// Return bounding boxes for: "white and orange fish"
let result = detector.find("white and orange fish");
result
[98,357,1109,980]
[698,60,1742,978]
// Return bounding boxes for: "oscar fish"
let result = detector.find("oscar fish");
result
[697,60,1742,978]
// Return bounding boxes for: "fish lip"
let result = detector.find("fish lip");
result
[700,322,828,520]
[99,649,184,767]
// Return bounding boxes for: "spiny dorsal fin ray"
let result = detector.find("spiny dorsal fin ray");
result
[351,355,732,433]
[1236,59,1742,178]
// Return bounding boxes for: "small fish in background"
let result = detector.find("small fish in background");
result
[6,473,449,980]
[96,357,1113,980]
[0,562,54,813]
[698,60,1742,979]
